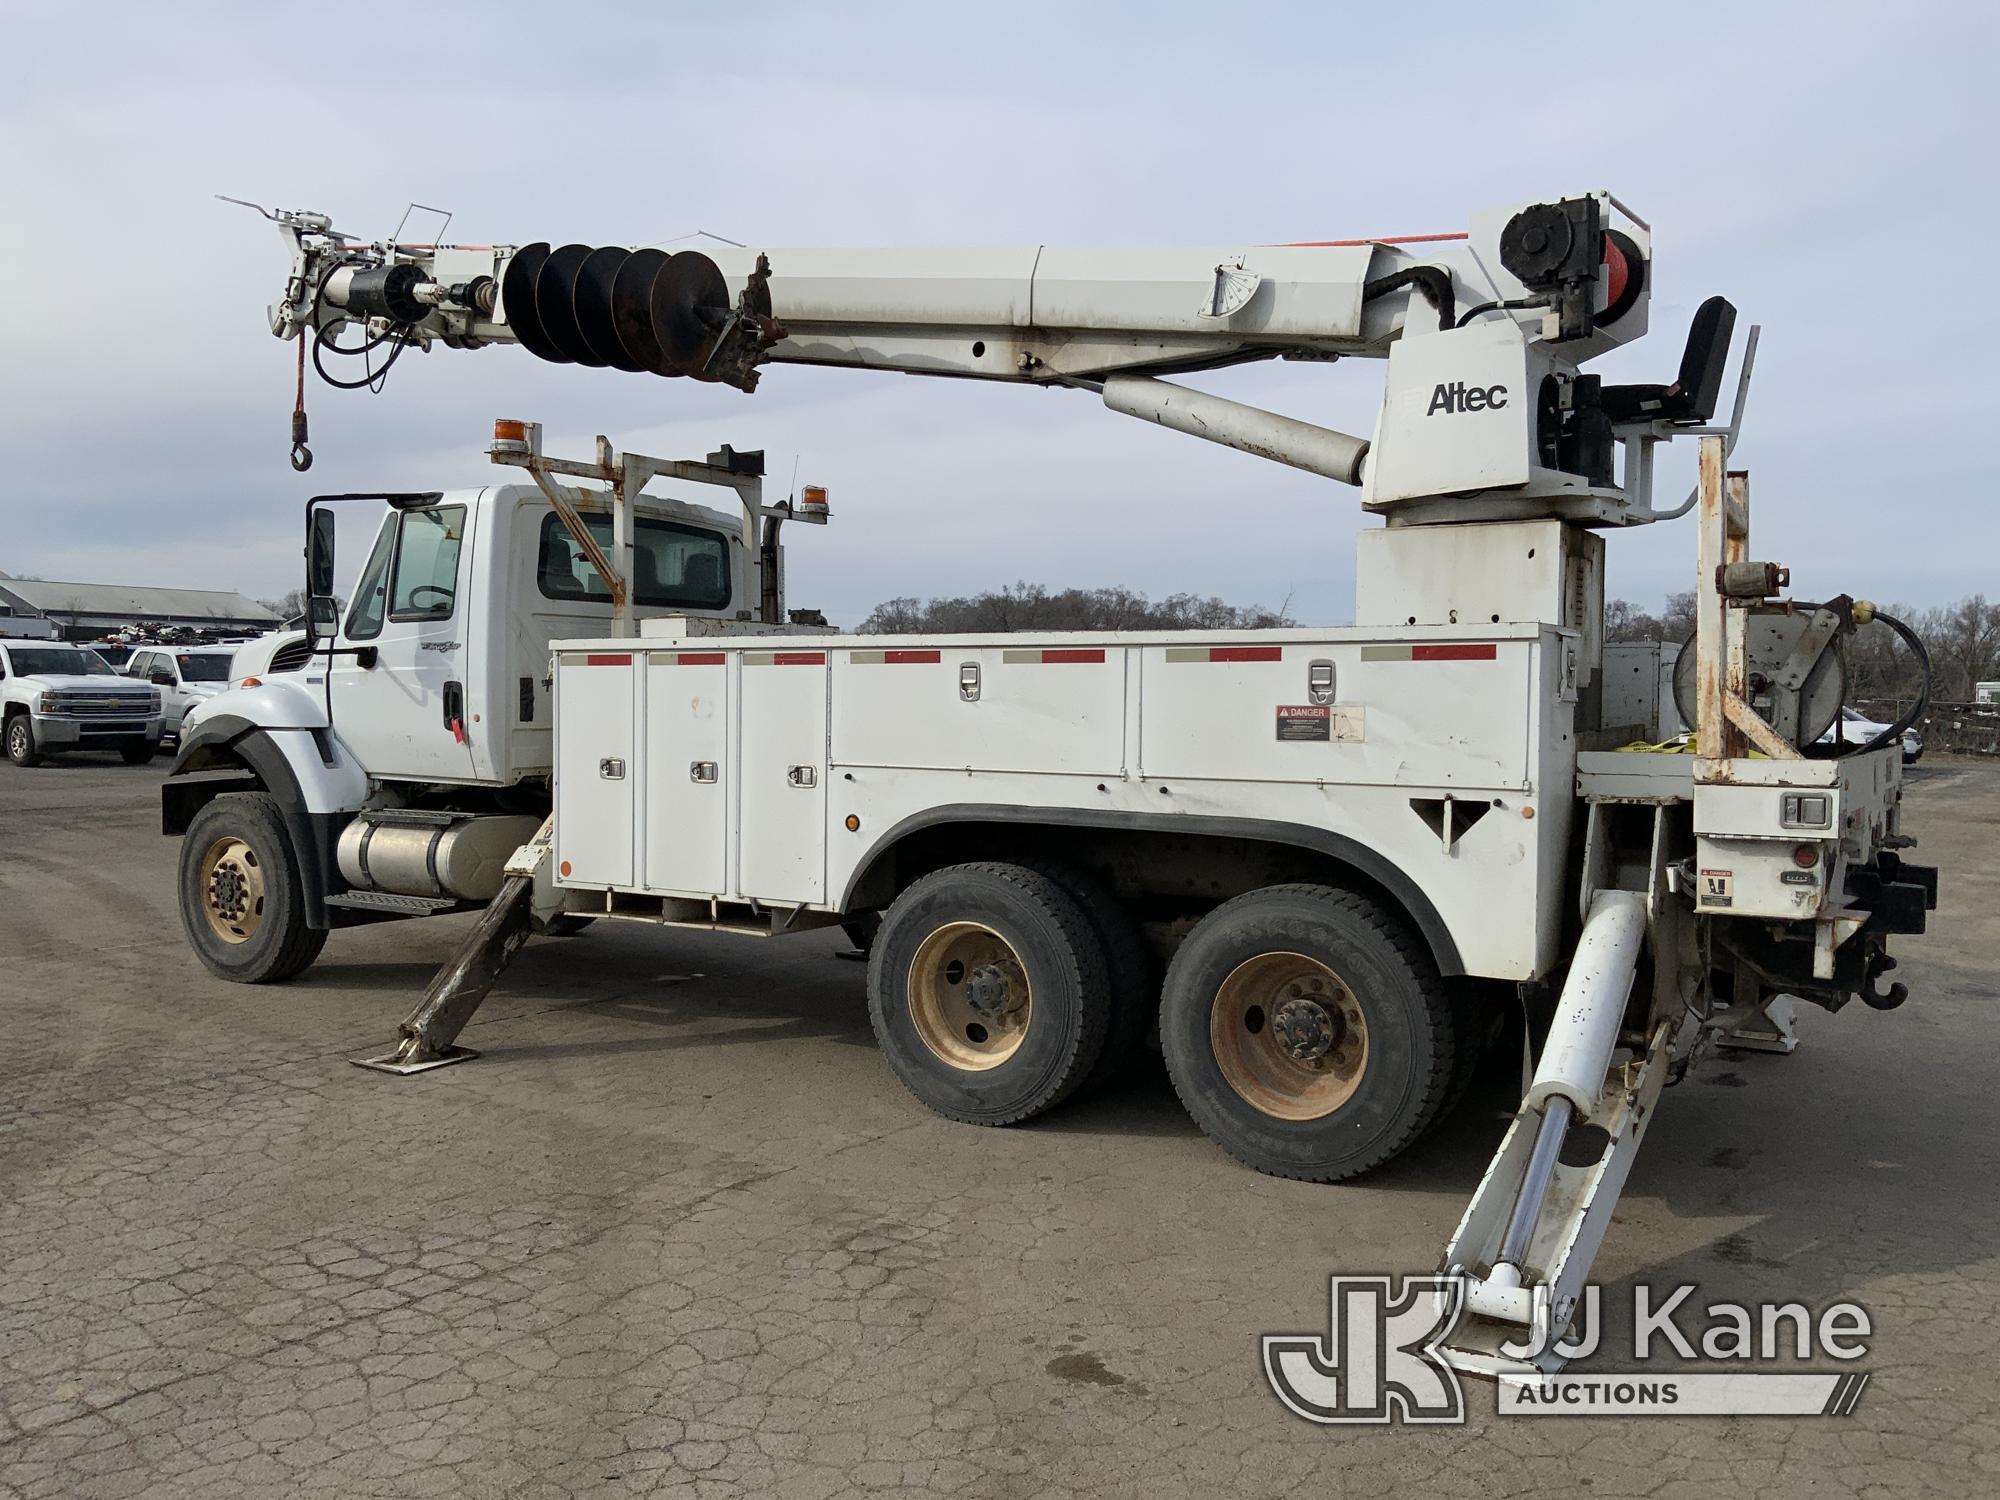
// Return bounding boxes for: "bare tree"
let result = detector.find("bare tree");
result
[858,582,1296,634]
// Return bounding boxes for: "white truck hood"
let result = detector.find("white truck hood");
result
[18,674,142,692]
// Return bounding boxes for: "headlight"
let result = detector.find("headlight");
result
[36,692,55,712]
[149,691,162,711]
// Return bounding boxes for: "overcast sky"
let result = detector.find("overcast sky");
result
[4,1,1994,625]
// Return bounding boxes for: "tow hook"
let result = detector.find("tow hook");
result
[1861,951,1909,1011]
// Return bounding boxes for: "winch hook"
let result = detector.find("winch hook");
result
[290,329,314,471]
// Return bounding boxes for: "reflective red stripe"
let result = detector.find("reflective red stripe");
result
[674,651,725,665]
[584,653,631,666]
[884,649,941,664]
[1412,643,1497,661]
[1039,648,1105,664]
[1208,645,1282,662]
[772,651,826,666]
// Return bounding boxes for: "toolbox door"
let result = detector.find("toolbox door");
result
[554,650,636,888]
[735,649,829,905]
[644,650,728,895]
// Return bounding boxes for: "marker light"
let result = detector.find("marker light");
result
[491,418,531,455]
[799,484,829,517]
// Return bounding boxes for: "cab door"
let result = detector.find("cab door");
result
[329,504,480,782]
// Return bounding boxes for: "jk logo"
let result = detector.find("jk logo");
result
[1263,1275,1466,1425]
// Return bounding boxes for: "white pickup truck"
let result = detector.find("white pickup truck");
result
[0,640,164,766]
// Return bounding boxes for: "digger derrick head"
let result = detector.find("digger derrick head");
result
[497,242,784,391]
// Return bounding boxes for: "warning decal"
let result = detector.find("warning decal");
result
[1699,869,1735,908]
[1277,705,1332,742]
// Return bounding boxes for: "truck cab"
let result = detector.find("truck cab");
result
[161,474,765,981]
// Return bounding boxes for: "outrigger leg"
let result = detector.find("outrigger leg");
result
[352,819,550,1075]
[1438,891,1680,1376]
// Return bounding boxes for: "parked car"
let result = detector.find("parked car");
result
[125,645,239,738]
[1817,705,1923,764]
[0,641,164,766]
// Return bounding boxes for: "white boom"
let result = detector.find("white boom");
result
[247,190,1741,527]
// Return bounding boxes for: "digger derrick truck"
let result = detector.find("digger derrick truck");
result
[166,192,1938,1373]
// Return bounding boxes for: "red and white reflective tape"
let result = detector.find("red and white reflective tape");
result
[1164,645,1283,663]
[847,649,942,665]
[1000,647,1105,664]
[655,651,725,666]
[1359,643,1498,662]
[743,651,827,667]
[582,653,632,667]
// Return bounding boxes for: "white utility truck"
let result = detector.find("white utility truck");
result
[167,192,1937,1372]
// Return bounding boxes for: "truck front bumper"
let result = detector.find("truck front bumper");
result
[32,714,163,747]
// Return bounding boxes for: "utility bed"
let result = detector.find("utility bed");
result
[549,617,1582,983]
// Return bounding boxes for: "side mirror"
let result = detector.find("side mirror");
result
[308,595,339,642]
[307,508,337,601]
[150,670,175,687]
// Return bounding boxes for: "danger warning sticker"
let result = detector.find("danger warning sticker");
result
[1699,869,1735,908]
[1277,705,1331,741]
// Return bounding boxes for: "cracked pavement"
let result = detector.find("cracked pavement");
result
[2,758,1995,1496]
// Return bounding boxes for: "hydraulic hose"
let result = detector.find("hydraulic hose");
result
[1362,267,1455,333]
[1837,608,1932,758]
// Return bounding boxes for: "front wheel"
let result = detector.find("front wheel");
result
[1160,884,1455,1182]
[5,715,43,767]
[119,739,158,765]
[178,792,327,983]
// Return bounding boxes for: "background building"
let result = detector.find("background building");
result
[0,571,278,641]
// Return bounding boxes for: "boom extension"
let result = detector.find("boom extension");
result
[241,190,1755,523]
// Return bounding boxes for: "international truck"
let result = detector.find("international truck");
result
[164,190,1939,1371]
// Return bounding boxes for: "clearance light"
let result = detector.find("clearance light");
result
[491,418,531,455]
[238,676,263,689]
[1792,843,1820,868]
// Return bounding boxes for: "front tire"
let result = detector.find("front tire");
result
[119,739,158,765]
[5,715,44,767]
[1160,884,1454,1182]
[868,862,1110,1126]
[178,792,328,983]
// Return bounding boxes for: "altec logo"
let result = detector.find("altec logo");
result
[1427,381,1509,415]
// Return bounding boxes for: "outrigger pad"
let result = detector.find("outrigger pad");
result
[350,1045,480,1076]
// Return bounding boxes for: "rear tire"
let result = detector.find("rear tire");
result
[1160,884,1454,1181]
[5,715,43,767]
[178,792,327,983]
[1017,858,1157,1090]
[868,862,1110,1126]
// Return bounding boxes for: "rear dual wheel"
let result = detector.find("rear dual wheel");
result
[868,862,1111,1125]
[1161,884,1456,1181]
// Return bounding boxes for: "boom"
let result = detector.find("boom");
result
[247,191,1739,524]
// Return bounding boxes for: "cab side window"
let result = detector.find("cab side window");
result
[389,506,467,622]
[344,519,399,641]
[127,652,155,679]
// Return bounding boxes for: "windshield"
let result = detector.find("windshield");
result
[6,647,113,677]
[177,653,232,682]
